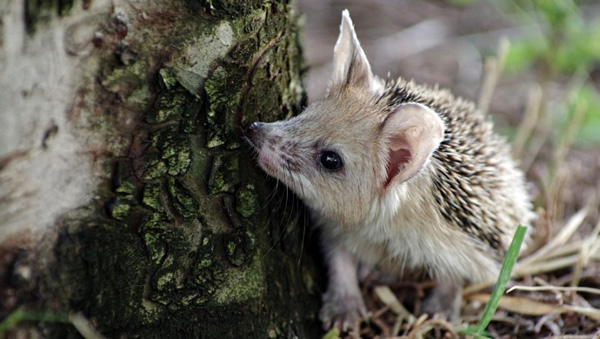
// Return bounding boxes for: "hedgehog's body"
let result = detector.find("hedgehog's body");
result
[245,11,533,331]
[381,78,531,262]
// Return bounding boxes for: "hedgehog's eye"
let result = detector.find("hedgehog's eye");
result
[319,151,343,171]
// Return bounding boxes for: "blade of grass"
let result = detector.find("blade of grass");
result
[0,309,70,336]
[0,309,106,339]
[475,224,528,336]
[461,325,492,338]
[322,328,340,339]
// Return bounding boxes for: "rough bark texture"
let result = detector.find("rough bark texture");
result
[0,0,321,337]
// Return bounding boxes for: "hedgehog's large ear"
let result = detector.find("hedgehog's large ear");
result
[328,10,382,95]
[381,103,444,187]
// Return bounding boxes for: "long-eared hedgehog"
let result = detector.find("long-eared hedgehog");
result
[244,10,534,331]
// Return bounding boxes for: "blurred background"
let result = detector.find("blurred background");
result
[297,0,600,230]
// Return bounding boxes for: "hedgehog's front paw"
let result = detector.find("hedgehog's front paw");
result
[319,290,367,331]
[421,282,462,322]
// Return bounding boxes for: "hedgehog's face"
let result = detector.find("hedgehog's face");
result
[244,88,388,225]
[244,9,444,226]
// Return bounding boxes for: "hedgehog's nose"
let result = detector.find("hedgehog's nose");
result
[243,122,264,139]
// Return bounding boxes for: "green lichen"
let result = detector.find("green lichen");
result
[106,197,132,220]
[114,160,137,195]
[235,183,258,218]
[155,269,175,291]
[149,291,170,306]
[226,241,237,258]
[149,126,192,177]
[204,64,244,149]
[25,0,74,33]
[208,154,239,194]
[159,68,179,90]
[192,233,227,304]
[167,178,199,219]
[140,213,170,265]
[142,153,168,180]
[161,139,184,161]
[148,90,187,124]
[142,231,166,264]
[126,84,152,110]
[204,67,228,148]
[193,266,221,296]
[148,226,196,305]
[244,68,282,117]
[224,229,254,267]
[197,0,265,19]
[245,229,256,248]
[182,116,198,134]
[142,184,164,213]
[242,10,266,35]
[213,253,264,305]
[101,61,148,94]
[160,137,186,159]
[141,212,167,230]
[180,291,199,306]
[161,139,192,176]
[140,299,163,324]
[230,36,258,63]
[150,125,178,148]
[195,235,214,270]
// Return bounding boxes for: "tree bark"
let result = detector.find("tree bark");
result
[0,0,321,337]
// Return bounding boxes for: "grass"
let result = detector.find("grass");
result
[461,225,528,338]
[0,309,70,336]
[0,309,106,339]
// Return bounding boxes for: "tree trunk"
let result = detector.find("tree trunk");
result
[0,0,321,337]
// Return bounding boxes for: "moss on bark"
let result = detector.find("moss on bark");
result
[6,0,321,338]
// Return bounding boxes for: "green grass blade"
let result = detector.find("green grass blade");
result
[322,327,340,339]
[475,224,528,335]
[0,309,70,336]
[461,325,491,338]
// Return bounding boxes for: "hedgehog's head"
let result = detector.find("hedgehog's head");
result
[245,10,444,226]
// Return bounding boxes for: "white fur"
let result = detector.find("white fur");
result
[319,167,499,287]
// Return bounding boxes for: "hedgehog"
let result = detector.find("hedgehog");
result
[244,10,534,331]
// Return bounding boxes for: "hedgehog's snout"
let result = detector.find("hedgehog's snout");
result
[244,122,263,137]
[243,122,266,149]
